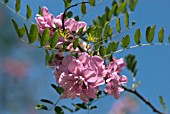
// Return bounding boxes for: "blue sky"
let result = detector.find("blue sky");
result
[1,0,170,114]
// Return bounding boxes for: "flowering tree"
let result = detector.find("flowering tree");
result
[0,0,169,114]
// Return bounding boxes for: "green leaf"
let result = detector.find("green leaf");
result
[74,15,79,21]
[73,103,87,109]
[4,0,9,4]
[35,104,48,110]
[110,42,118,52]
[99,46,106,57]
[134,28,142,45]
[121,34,130,48]
[128,0,138,11]
[54,106,64,114]
[11,19,19,36]
[28,24,38,43]
[116,18,121,33]
[24,24,29,36]
[158,27,164,43]
[68,0,72,3]
[62,106,73,113]
[147,25,156,43]
[146,26,151,42]
[81,3,86,14]
[90,106,97,110]
[51,84,64,95]
[78,28,84,36]
[159,96,167,112]
[40,28,50,47]
[15,0,20,13]
[117,2,127,14]
[66,11,73,18]
[89,0,95,6]
[40,99,54,105]
[50,32,59,48]
[39,6,43,16]
[124,12,129,28]
[18,27,25,37]
[26,5,32,20]
[168,35,170,43]
[97,91,102,98]
[109,4,117,18]
[73,38,79,49]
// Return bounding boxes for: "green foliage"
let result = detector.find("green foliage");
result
[116,18,121,33]
[4,0,9,4]
[63,0,72,8]
[66,11,73,18]
[158,27,164,43]
[124,12,129,28]
[159,96,167,112]
[146,25,156,43]
[35,104,48,110]
[11,19,25,38]
[89,0,95,6]
[99,46,106,57]
[54,106,64,114]
[168,35,170,43]
[62,106,74,113]
[40,28,50,47]
[51,84,64,95]
[72,103,87,109]
[128,0,138,11]
[81,3,86,14]
[38,6,43,16]
[28,24,38,43]
[26,5,32,20]
[73,38,79,49]
[126,54,138,77]
[40,99,54,105]
[90,106,97,110]
[121,34,130,48]
[134,28,142,45]
[74,15,79,21]
[15,0,20,13]
[49,32,59,49]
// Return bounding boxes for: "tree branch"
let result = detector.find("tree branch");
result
[123,86,164,114]
[62,2,89,30]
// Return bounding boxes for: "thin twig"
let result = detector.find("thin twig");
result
[62,2,89,30]
[123,86,164,114]
[48,95,62,110]
[0,0,34,24]
[105,43,170,57]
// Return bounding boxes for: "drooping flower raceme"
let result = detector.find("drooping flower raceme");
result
[54,52,106,102]
[104,58,128,99]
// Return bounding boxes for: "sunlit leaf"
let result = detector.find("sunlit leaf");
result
[28,24,38,43]
[147,25,156,43]
[26,5,32,20]
[134,28,142,45]
[38,6,43,16]
[73,38,79,49]
[158,27,164,43]
[11,19,19,36]
[50,32,59,48]
[116,18,121,33]
[81,3,86,14]
[35,104,48,110]
[15,0,20,13]
[40,28,50,47]
[128,0,138,11]
[110,42,118,52]
[121,34,130,48]
[124,12,129,28]
[18,27,25,37]
[89,0,95,6]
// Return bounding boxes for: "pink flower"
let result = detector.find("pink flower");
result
[35,7,56,36]
[55,52,105,102]
[105,74,128,99]
[104,57,128,99]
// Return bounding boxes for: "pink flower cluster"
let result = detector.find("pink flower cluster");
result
[54,53,128,102]
[35,6,87,42]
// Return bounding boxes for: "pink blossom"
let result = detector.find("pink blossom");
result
[55,53,105,102]
[35,7,56,36]
[105,74,128,99]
